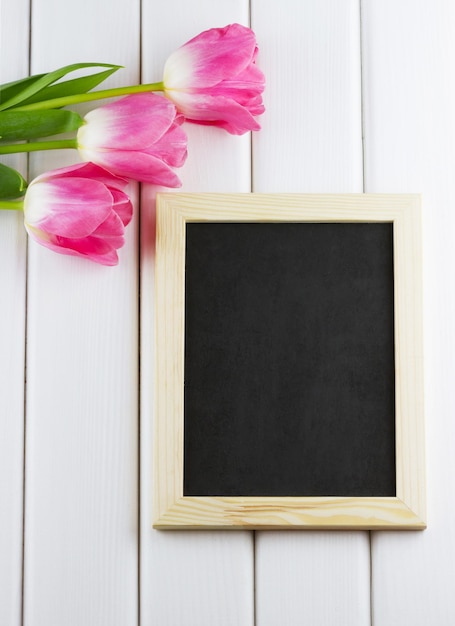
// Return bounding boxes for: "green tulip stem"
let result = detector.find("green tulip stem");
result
[0,139,78,155]
[13,81,165,112]
[0,200,24,210]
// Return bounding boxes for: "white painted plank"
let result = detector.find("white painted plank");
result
[140,1,254,625]
[256,532,370,624]
[252,1,371,624]
[23,0,140,624]
[0,0,29,623]
[251,0,363,193]
[362,1,455,623]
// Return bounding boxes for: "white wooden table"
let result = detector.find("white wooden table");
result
[1,1,454,624]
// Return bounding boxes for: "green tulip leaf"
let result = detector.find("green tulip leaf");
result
[0,109,83,142]
[0,74,47,107]
[15,67,121,108]
[0,163,27,200]
[0,63,121,112]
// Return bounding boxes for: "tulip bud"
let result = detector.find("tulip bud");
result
[77,93,188,187]
[24,162,133,265]
[163,23,265,135]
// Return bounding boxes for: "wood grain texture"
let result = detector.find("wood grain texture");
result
[22,0,140,624]
[140,2,254,625]
[251,0,371,623]
[154,193,425,530]
[155,496,425,530]
[0,0,29,623]
[363,0,455,623]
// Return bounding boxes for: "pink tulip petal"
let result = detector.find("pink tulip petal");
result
[199,82,265,116]
[61,242,119,265]
[55,233,121,257]
[80,250,119,265]
[35,162,130,192]
[93,234,126,249]
[164,24,257,89]
[25,177,114,237]
[91,211,124,238]
[232,59,266,86]
[168,92,261,135]
[151,123,188,167]
[31,239,85,259]
[79,135,187,179]
[26,229,120,265]
[89,213,127,250]
[110,188,133,226]
[206,62,265,101]
[83,150,183,187]
[86,250,119,266]
[79,94,180,150]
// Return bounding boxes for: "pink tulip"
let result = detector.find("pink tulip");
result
[77,93,187,187]
[24,162,133,266]
[163,23,265,135]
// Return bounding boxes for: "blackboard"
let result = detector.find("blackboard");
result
[154,193,425,529]
[183,222,396,497]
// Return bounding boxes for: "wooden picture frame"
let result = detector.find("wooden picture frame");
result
[153,193,426,530]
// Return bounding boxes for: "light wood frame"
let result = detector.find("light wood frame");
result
[153,193,426,530]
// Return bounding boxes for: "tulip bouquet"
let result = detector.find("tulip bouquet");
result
[0,24,265,265]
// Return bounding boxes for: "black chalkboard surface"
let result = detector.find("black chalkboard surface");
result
[184,222,396,498]
[154,193,425,529]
